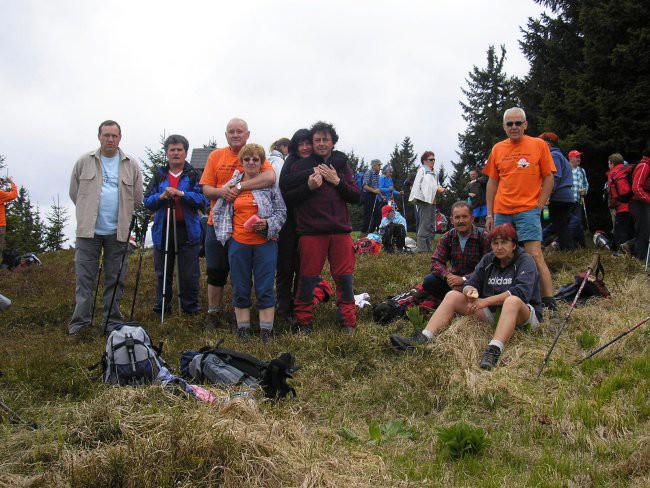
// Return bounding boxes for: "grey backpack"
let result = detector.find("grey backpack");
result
[100,322,166,385]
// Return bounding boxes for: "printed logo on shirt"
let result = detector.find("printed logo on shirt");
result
[517,158,530,169]
[488,276,513,286]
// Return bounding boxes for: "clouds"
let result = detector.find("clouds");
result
[0,0,544,241]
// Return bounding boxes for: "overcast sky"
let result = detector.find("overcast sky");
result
[0,0,546,242]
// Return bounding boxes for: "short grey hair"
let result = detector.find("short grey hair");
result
[382,164,393,174]
[226,117,249,131]
[503,107,526,123]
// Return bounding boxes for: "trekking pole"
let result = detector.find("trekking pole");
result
[102,214,137,335]
[161,201,172,325]
[171,199,181,314]
[581,197,590,234]
[0,397,37,430]
[89,248,104,328]
[401,193,407,232]
[129,213,151,320]
[367,196,378,234]
[575,316,650,365]
[536,253,600,378]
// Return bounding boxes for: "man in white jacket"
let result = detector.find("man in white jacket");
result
[409,151,445,252]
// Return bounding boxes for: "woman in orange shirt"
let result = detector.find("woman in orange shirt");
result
[212,144,286,343]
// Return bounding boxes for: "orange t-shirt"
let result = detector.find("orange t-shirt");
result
[232,191,267,245]
[0,183,18,227]
[199,146,272,225]
[483,135,556,214]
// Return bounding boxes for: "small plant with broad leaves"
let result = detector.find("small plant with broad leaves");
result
[406,306,427,332]
[436,421,488,459]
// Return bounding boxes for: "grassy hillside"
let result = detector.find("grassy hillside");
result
[0,244,648,487]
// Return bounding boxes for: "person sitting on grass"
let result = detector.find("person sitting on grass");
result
[379,204,407,253]
[390,223,542,370]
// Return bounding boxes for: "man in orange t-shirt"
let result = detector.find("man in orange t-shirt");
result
[483,107,557,309]
[199,118,275,328]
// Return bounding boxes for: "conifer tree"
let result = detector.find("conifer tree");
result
[44,195,69,251]
[388,137,418,191]
[345,149,367,176]
[5,186,44,252]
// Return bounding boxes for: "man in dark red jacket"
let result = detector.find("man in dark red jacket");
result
[281,121,360,333]
[630,154,650,262]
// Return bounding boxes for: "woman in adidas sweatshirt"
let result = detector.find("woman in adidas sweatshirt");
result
[390,223,542,370]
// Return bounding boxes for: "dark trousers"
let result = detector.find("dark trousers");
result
[613,211,635,250]
[275,218,300,317]
[570,203,586,247]
[153,222,201,314]
[362,193,382,234]
[548,201,575,250]
[422,273,453,302]
[629,200,650,261]
[382,223,406,252]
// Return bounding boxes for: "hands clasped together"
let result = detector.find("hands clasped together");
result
[308,164,340,190]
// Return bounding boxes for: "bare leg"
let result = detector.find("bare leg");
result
[423,290,470,336]
[524,241,553,297]
[259,306,275,323]
[208,284,223,309]
[492,295,531,344]
[234,307,250,324]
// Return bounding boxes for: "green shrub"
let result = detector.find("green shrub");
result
[436,421,488,459]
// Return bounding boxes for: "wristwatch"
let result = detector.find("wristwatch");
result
[236,182,242,191]
[462,276,467,283]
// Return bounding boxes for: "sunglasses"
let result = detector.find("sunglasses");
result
[505,121,525,127]
[427,158,435,161]
[242,157,261,163]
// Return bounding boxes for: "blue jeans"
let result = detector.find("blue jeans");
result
[228,239,278,309]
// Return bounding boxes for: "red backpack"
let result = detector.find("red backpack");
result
[353,237,382,256]
[608,164,636,206]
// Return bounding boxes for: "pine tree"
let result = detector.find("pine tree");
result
[44,195,69,251]
[0,154,6,171]
[203,138,218,149]
[458,45,519,173]
[135,134,167,232]
[5,186,44,252]
[345,149,367,175]
[388,137,418,191]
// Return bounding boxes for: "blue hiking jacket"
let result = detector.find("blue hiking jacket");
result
[550,146,574,203]
[144,162,209,249]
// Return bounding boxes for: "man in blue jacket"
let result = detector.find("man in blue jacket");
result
[539,132,575,250]
[144,134,209,315]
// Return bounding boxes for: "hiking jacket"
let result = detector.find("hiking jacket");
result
[69,148,143,242]
[549,147,574,203]
[607,164,631,213]
[409,164,439,204]
[465,247,542,321]
[632,157,650,204]
[212,170,286,245]
[0,182,17,227]
[144,162,209,249]
[280,152,360,235]
[379,175,400,202]
[379,210,407,231]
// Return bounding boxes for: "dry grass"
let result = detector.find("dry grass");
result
[0,244,649,487]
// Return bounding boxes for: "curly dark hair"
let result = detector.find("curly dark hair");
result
[310,121,339,145]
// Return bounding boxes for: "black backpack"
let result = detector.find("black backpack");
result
[180,342,297,399]
[372,285,439,325]
[553,261,610,304]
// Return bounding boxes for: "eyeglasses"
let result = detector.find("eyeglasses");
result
[505,121,525,127]
[242,157,261,163]
[427,158,435,161]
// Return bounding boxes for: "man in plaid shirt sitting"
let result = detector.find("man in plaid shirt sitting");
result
[421,201,490,302]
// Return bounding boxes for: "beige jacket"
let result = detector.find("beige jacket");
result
[69,148,143,242]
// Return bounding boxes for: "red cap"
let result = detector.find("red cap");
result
[381,205,393,218]
[568,150,582,158]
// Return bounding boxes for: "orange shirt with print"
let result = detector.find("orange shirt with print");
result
[199,146,272,225]
[483,135,556,214]
[232,191,267,245]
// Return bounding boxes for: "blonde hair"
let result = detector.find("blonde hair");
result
[239,143,266,163]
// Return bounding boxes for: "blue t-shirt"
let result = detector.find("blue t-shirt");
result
[458,234,469,252]
[95,153,120,235]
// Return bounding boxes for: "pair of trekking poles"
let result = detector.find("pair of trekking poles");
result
[537,253,649,377]
[366,193,409,234]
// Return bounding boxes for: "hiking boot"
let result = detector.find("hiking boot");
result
[205,311,222,331]
[297,324,313,336]
[236,326,251,342]
[389,331,430,351]
[480,345,502,370]
[260,328,273,344]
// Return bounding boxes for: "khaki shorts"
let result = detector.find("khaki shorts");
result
[481,303,540,332]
